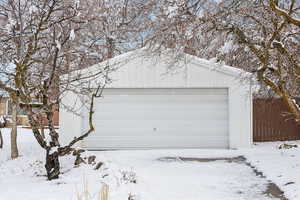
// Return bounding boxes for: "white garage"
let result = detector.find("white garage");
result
[60,49,252,149]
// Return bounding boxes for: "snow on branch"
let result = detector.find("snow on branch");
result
[270,0,300,28]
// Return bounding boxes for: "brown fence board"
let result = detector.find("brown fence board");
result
[253,98,300,142]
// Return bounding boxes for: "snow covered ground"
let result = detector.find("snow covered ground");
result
[245,142,300,200]
[0,128,299,200]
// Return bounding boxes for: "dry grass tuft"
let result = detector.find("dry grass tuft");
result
[76,178,109,200]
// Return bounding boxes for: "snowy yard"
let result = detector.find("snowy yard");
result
[0,128,299,200]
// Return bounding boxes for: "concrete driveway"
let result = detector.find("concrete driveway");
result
[97,149,285,200]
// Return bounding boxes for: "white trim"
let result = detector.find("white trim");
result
[228,87,232,149]
[250,81,253,144]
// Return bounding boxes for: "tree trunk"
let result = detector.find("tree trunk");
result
[282,95,300,126]
[27,113,60,180]
[46,109,60,147]
[37,113,45,139]
[0,129,3,149]
[11,102,18,159]
[45,149,60,180]
[41,127,45,139]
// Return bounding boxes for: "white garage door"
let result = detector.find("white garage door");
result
[82,88,229,149]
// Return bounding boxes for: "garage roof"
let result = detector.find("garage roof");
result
[65,48,252,83]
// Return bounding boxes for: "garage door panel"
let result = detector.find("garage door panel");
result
[90,120,227,131]
[96,104,228,113]
[83,136,229,149]
[97,101,228,109]
[94,110,228,120]
[99,95,228,104]
[95,104,227,120]
[102,88,228,95]
[93,110,228,120]
[83,88,229,149]
[86,130,227,137]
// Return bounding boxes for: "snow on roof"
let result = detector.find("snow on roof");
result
[183,52,252,78]
[65,48,252,82]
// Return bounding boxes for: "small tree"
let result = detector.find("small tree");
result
[0,83,20,158]
[0,0,101,179]
[10,98,18,158]
[0,0,152,180]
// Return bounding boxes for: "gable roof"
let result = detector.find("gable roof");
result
[64,48,252,86]
[91,48,250,76]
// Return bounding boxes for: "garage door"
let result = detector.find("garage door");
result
[82,88,229,149]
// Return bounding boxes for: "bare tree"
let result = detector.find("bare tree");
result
[0,0,154,180]
[146,0,300,125]
[10,98,18,158]
[0,77,19,157]
[0,0,101,179]
[77,0,154,63]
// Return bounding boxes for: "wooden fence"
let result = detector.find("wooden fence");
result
[253,98,300,142]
